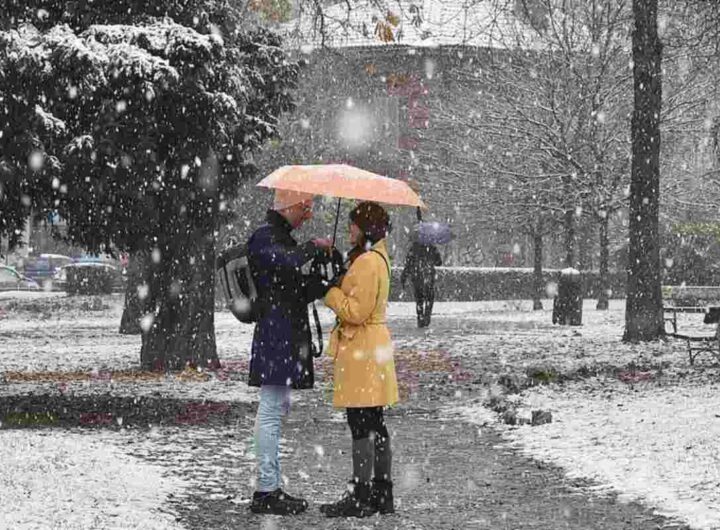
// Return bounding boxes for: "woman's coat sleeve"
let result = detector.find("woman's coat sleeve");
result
[324,255,378,325]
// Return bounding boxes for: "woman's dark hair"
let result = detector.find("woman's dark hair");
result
[349,202,391,244]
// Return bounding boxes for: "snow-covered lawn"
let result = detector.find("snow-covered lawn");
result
[497,381,720,530]
[406,300,720,530]
[442,298,720,530]
[0,429,184,529]
[453,379,720,530]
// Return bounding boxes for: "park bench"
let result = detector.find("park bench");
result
[662,285,720,365]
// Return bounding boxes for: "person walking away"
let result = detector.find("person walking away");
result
[401,241,442,327]
[321,201,398,518]
[247,189,332,515]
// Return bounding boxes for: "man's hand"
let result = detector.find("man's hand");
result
[312,238,333,250]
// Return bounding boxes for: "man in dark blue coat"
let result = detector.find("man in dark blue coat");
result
[247,189,332,515]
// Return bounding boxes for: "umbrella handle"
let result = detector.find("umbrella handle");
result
[332,197,342,246]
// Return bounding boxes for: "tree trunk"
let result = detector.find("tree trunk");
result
[577,220,589,271]
[140,225,219,371]
[624,0,664,341]
[532,226,543,310]
[564,207,576,268]
[596,213,610,310]
[119,252,148,335]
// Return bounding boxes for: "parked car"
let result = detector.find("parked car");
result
[0,265,41,291]
[74,253,121,266]
[23,253,74,284]
[55,262,126,295]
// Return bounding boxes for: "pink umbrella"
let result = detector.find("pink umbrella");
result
[258,164,426,241]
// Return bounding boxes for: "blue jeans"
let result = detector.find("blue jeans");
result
[254,385,291,492]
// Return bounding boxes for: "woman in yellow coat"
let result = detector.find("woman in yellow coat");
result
[321,201,398,518]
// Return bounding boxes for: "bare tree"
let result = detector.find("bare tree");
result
[428,0,634,308]
[657,2,720,228]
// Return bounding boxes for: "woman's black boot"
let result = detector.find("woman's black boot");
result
[370,478,394,514]
[321,481,376,518]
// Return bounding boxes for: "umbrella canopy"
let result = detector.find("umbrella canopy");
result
[412,221,454,245]
[257,164,426,208]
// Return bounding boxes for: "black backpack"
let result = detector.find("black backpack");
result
[216,244,259,323]
[216,244,325,359]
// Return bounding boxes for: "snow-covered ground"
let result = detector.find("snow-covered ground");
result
[3,295,720,528]
[501,381,720,530]
[451,381,720,529]
[439,298,720,530]
[0,429,184,529]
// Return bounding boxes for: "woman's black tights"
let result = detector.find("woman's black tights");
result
[346,407,392,482]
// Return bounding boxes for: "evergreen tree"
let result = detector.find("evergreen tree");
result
[0,1,298,368]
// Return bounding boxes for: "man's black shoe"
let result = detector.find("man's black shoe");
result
[250,489,308,515]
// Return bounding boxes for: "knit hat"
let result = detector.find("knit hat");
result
[349,202,391,243]
[272,189,314,211]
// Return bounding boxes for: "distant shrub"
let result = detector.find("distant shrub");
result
[389,267,626,301]
[66,266,114,295]
[2,295,112,313]
[211,266,626,306]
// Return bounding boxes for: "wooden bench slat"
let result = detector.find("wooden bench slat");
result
[663,306,709,313]
[669,333,716,342]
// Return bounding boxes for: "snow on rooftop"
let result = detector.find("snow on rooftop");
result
[279,0,540,51]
